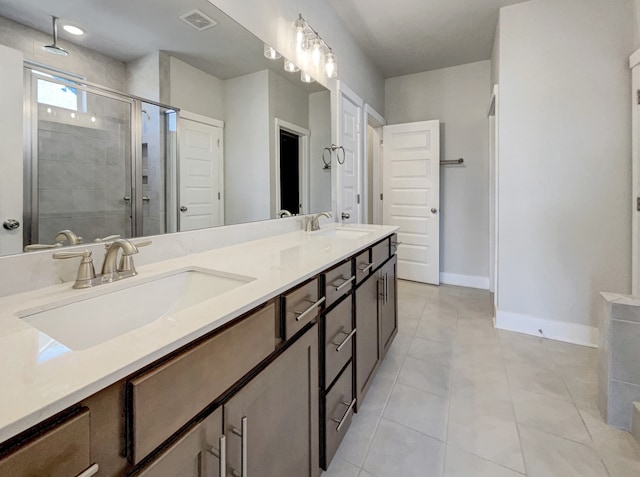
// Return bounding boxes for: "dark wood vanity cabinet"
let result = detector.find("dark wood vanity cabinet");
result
[224,324,319,477]
[379,255,398,357]
[355,270,381,409]
[0,408,93,477]
[0,232,397,477]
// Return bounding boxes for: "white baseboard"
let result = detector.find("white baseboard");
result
[495,310,599,348]
[439,272,489,290]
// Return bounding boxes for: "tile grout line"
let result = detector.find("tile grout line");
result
[497,330,530,477]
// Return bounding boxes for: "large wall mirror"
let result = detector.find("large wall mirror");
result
[0,0,332,256]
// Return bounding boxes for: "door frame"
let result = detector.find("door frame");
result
[336,81,364,224]
[274,118,310,215]
[631,49,640,295]
[488,86,499,308]
[177,110,225,230]
[363,104,386,225]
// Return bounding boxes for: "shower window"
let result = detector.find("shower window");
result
[35,70,86,112]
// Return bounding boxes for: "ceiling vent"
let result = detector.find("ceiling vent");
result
[179,10,217,31]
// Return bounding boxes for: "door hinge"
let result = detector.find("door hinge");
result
[637,197,640,211]
[357,194,361,204]
[637,90,640,105]
[218,192,221,200]
[217,139,220,148]
[380,193,383,200]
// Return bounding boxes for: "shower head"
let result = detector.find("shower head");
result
[42,16,68,57]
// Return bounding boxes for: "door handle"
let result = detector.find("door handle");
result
[75,464,99,477]
[2,219,20,230]
[341,212,350,220]
[431,208,438,214]
[230,417,248,477]
[180,206,188,212]
[207,435,226,477]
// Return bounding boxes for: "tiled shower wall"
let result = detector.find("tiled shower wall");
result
[37,110,130,243]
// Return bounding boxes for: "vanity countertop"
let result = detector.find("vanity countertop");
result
[0,224,398,442]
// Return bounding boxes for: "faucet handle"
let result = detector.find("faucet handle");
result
[118,240,152,274]
[53,249,97,289]
[94,234,120,243]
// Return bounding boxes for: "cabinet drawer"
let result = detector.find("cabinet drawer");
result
[0,408,91,477]
[324,298,354,388]
[354,249,373,285]
[132,409,223,477]
[323,260,354,308]
[371,238,390,271]
[128,303,276,464]
[323,363,354,469]
[282,277,322,340]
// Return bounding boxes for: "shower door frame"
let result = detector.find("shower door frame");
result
[23,61,179,245]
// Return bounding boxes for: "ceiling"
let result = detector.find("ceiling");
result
[0,0,325,92]
[328,0,530,77]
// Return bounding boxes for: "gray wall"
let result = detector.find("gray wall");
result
[169,56,225,119]
[0,16,125,90]
[495,0,635,336]
[309,91,332,213]
[385,60,492,284]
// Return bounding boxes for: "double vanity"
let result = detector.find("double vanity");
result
[0,223,398,476]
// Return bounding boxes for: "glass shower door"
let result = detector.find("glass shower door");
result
[28,71,134,245]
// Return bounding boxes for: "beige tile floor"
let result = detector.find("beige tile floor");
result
[323,280,640,477]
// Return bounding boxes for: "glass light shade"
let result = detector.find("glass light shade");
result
[295,17,307,52]
[325,52,337,78]
[284,59,299,73]
[310,38,323,67]
[300,71,315,83]
[264,44,281,60]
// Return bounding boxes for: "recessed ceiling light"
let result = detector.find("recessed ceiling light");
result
[63,24,84,36]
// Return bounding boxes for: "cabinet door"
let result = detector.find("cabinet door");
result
[379,256,398,357]
[355,273,380,409]
[133,408,223,477]
[224,324,319,477]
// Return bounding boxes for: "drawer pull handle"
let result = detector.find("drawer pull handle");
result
[335,328,357,352]
[230,417,248,477]
[332,399,356,432]
[358,262,374,273]
[207,435,226,477]
[75,464,99,477]
[294,296,326,322]
[334,275,355,291]
[391,241,403,246]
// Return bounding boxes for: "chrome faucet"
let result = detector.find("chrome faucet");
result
[54,229,82,245]
[277,209,293,218]
[305,211,332,232]
[101,239,151,283]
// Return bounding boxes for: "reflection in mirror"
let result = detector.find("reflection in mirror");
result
[0,0,332,256]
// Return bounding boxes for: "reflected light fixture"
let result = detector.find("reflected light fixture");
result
[310,38,322,67]
[293,14,339,80]
[284,59,299,73]
[264,44,281,60]
[63,24,84,36]
[295,15,307,52]
[325,51,337,78]
[301,71,314,83]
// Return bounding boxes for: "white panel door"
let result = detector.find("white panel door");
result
[179,119,223,231]
[382,121,440,284]
[339,93,361,224]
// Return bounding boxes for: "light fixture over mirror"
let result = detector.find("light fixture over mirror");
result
[301,71,315,83]
[264,44,281,60]
[293,14,339,79]
[284,59,299,73]
[0,0,333,257]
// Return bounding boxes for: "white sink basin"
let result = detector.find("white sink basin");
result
[18,267,255,351]
[311,227,374,240]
